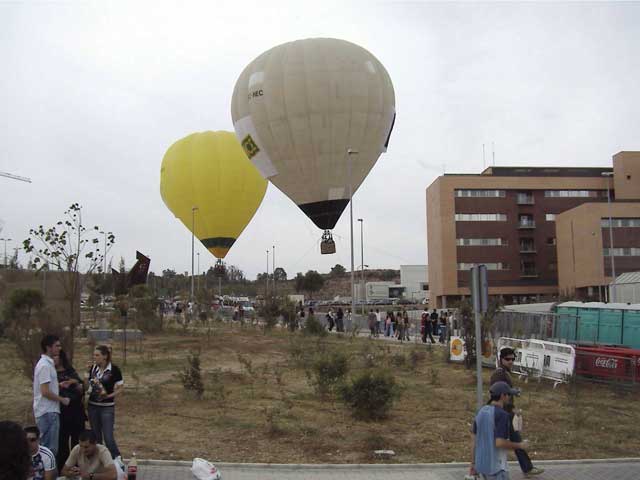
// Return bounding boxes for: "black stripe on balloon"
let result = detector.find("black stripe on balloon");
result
[384,112,396,149]
[201,237,236,249]
[298,199,350,230]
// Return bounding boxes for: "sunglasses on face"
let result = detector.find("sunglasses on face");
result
[503,357,515,362]
[27,437,39,443]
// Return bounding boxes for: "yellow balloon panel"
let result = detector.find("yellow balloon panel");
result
[160,131,268,259]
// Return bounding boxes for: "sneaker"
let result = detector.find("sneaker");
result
[525,467,545,476]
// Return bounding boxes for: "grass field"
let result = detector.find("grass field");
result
[2,321,639,464]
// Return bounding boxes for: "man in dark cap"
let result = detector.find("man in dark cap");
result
[470,381,531,480]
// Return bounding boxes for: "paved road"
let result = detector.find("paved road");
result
[137,459,639,480]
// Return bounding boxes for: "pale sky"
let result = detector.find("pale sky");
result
[1,1,639,279]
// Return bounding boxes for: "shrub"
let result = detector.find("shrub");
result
[310,352,349,396]
[180,351,204,398]
[302,314,327,337]
[408,348,426,371]
[340,370,400,420]
[391,352,406,367]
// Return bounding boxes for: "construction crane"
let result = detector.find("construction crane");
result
[0,171,32,183]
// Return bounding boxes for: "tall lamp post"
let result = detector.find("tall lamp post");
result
[347,149,358,323]
[191,206,198,302]
[357,218,365,314]
[196,252,200,293]
[272,244,276,294]
[0,237,12,268]
[266,249,270,296]
[602,172,616,301]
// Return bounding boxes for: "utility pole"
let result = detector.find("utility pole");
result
[348,149,358,325]
[266,249,270,296]
[191,206,198,302]
[272,244,276,294]
[602,172,616,301]
[358,218,364,315]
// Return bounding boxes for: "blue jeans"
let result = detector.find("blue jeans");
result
[88,405,120,458]
[36,412,60,456]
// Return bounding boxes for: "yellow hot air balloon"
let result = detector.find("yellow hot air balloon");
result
[160,131,267,259]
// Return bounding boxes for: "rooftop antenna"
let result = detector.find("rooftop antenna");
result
[482,143,486,169]
[492,142,496,166]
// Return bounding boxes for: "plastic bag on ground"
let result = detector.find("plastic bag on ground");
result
[191,458,222,480]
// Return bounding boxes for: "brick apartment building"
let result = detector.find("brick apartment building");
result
[426,151,640,308]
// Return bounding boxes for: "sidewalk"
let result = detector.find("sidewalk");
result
[137,458,639,480]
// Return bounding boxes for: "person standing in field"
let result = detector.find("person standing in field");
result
[367,309,377,337]
[489,348,544,477]
[87,345,124,459]
[55,349,86,470]
[33,334,70,456]
[375,309,381,337]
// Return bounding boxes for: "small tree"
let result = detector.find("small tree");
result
[303,270,324,298]
[2,288,63,378]
[22,203,114,359]
[330,264,346,277]
[180,351,205,398]
[273,267,287,281]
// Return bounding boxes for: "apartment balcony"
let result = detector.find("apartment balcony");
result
[517,220,536,229]
[520,270,539,278]
[516,195,535,205]
[519,248,536,254]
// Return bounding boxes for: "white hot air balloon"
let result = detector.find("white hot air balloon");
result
[231,38,395,253]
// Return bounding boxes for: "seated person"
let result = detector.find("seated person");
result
[60,430,117,480]
[24,425,56,480]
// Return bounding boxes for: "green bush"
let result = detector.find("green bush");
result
[310,352,349,396]
[302,314,327,337]
[340,370,400,420]
[179,351,205,398]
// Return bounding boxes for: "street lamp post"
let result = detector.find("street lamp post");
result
[197,252,200,293]
[357,218,364,315]
[191,206,198,302]
[265,249,270,296]
[0,238,12,268]
[272,244,276,294]
[602,172,616,301]
[347,149,358,324]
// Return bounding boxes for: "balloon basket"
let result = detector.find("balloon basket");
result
[214,259,226,276]
[320,230,336,255]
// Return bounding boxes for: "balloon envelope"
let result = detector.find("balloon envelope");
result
[231,38,395,230]
[160,131,268,259]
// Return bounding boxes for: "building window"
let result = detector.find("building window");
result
[545,214,556,221]
[544,190,605,198]
[603,247,640,257]
[455,189,505,198]
[455,213,507,221]
[456,238,506,246]
[457,263,510,271]
[547,237,556,246]
[601,218,640,228]
[549,262,557,272]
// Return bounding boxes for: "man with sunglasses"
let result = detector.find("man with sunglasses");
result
[489,348,544,477]
[24,426,56,480]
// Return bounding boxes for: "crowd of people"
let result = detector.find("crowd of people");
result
[6,333,126,480]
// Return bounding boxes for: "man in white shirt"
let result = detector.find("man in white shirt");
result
[33,334,70,456]
[24,425,57,480]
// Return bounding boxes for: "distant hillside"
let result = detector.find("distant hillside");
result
[277,269,400,300]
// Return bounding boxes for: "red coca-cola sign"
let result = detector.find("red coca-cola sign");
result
[595,357,618,369]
